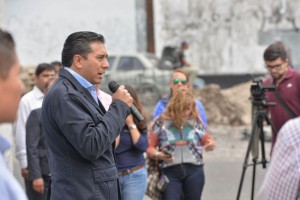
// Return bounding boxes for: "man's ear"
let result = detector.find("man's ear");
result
[285,58,289,64]
[73,54,84,69]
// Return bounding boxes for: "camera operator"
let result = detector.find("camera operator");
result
[262,41,300,147]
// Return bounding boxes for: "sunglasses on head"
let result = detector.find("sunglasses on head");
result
[173,78,187,85]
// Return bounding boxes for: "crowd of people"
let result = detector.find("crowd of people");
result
[0,28,299,200]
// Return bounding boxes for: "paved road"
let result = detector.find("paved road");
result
[202,125,271,200]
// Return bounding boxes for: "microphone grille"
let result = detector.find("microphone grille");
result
[108,81,119,93]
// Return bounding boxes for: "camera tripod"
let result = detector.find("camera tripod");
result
[236,101,277,200]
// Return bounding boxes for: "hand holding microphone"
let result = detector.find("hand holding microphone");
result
[108,81,144,122]
[109,83,133,106]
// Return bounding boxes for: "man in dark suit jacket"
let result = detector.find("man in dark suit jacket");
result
[26,108,50,200]
[41,31,133,200]
[26,77,55,200]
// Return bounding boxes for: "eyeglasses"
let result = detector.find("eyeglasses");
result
[265,62,284,70]
[173,78,187,85]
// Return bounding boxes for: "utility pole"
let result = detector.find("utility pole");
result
[146,0,155,53]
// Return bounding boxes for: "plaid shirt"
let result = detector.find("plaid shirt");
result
[257,117,300,200]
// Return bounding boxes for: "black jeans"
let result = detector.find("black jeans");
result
[162,164,205,200]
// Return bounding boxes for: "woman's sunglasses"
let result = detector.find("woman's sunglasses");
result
[173,78,187,85]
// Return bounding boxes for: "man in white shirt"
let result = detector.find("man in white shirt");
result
[13,63,55,198]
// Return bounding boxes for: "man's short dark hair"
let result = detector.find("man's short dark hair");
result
[0,28,17,79]
[181,40,188,47]
[61,31,105,67]
[263,41,288,62]
[51,61,62,67]
[35,63,55,76]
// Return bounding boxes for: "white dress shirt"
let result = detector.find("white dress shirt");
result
[97,89,112,111]
[13,86,44,168]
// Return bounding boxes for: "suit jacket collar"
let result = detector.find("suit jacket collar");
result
[58,68,106,114]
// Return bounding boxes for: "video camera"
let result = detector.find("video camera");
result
[249,75,275,107]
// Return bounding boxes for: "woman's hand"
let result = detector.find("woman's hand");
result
[115,135,120,148]
[155,151,174,163]
[204,138,215,152]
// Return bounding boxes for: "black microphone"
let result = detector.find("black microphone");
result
[108,81,144,122]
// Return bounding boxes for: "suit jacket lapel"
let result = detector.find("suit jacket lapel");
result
[98,99,107,113]
[59,69,105,115]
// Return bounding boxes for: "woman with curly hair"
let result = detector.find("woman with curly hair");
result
[147,88,215,200]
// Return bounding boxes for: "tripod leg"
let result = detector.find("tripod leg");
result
[263,113,278,143]
[259,116,267,168]
[263,113,277,133]
[251,158,257,200]
[236,114,259,200]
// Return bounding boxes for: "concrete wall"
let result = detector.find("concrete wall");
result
[3,0,146,66]
[0,0,4,25]
[154,0,300,74]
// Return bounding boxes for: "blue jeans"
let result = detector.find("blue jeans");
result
[118,167,147,200]
[162,164,205,200]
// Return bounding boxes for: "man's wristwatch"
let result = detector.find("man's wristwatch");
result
[129,124,137,130]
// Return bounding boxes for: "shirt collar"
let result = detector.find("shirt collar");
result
[284,66,294,79]
[271,66,294,84]
[64,67,94,89]
[0,135,11,154]
[32,85,44,100]
[161,96,170,106]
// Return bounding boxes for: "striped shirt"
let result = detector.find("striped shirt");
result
[257,117,300,200]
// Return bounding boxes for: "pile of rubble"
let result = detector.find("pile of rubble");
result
[193,82,252,126]
[20,66,36,95]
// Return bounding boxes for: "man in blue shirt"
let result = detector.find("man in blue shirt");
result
[152,69,207,127]
[0,29,27,199]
